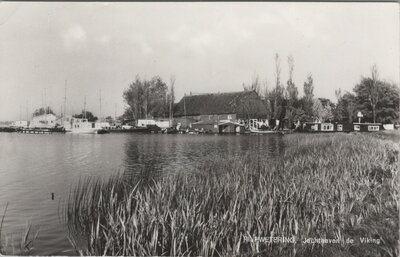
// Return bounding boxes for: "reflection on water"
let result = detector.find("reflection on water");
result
[0,133,285,255]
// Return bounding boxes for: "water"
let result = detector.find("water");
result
[0,133,285,255]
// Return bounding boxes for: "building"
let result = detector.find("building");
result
[29,114,58,129]
[352,123,383,132]
[137,119,171,129]
[11,120,29,128]
[303,122,382,132]
[173,91,268,133]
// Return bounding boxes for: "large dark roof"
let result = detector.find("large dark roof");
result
[173,91,268,119]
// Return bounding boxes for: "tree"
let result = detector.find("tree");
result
[353,65,380,123]
[123,75,169,120]
[354,77,399,124]
[168,76,176,121]
[369,65,380,123]
[336,92,357,123]
[312,98,324,122]
[316,98,334,122]
[302,74,314,121]
[269,53,285,121]
[73,110,98,122]
[242,73,261,96]
[33,106,54,117]
[376,82,399,124]
[285,54,299,127]
[105,116,114,124]
[263,82,273,119]
[333,88,344,122]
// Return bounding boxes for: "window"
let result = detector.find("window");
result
[368,126,379,131]
[227,115,232,120]
[337,125,343,131]
[354,125,360,131]
[321,123,333,131]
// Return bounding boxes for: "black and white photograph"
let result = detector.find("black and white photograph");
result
[0,2,399,256]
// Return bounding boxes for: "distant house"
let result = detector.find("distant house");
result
[173,91,268,133]
[29,114,58,129]
[11,120,29,128]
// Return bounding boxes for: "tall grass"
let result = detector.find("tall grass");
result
[63,133,399,256]
[0,203,39,255]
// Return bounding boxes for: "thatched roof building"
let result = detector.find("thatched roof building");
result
[173,91,268,119]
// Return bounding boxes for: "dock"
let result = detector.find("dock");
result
[19,128,52,134]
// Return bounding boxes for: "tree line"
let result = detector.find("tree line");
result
[122,75,175,120]
[242,54,399,126]
[122,55,399,126]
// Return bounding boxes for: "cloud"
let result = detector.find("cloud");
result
[61,25,87,50]
[95,34,111,45]
[132,35,153,55]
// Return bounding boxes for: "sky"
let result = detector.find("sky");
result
[0,2,398,121]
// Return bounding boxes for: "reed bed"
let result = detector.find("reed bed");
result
[0,203,39,255]
[63,133,399,257]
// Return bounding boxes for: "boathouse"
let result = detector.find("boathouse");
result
[173,91,268,133]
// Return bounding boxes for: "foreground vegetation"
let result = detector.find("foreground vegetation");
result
[0,203,38,255]
[63,133,399,256]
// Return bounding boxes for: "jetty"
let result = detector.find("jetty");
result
[19,128,53,134]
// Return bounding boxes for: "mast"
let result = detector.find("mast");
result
[26,100,29,121]
[63,80,67,120]
[83,96,86,119]
[99,89,102,122]
[114,104,117,123]
[44,87,47,114]
[183,93,187,128]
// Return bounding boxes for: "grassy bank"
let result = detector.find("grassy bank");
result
[63,133,399,257]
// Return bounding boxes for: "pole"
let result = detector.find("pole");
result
[44,87,47,114]
[184,93,187,128]
[99,89,102,122]
[114,104,117,123]
[84,96,87,119]
[26,100,28,121]
[64,80,67,121]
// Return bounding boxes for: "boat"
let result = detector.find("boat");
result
[164,127,179,134]
[249,128,278,134]
[66,118,100,134]
[97,129,110,134]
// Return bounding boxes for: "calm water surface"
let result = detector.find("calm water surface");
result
[0,133,285,255]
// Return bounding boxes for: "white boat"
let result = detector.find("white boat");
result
[249,128,277,134]
[66,118,100,134]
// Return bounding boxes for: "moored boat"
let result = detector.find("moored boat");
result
[249,128,278,134]
[66,118,100,134]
